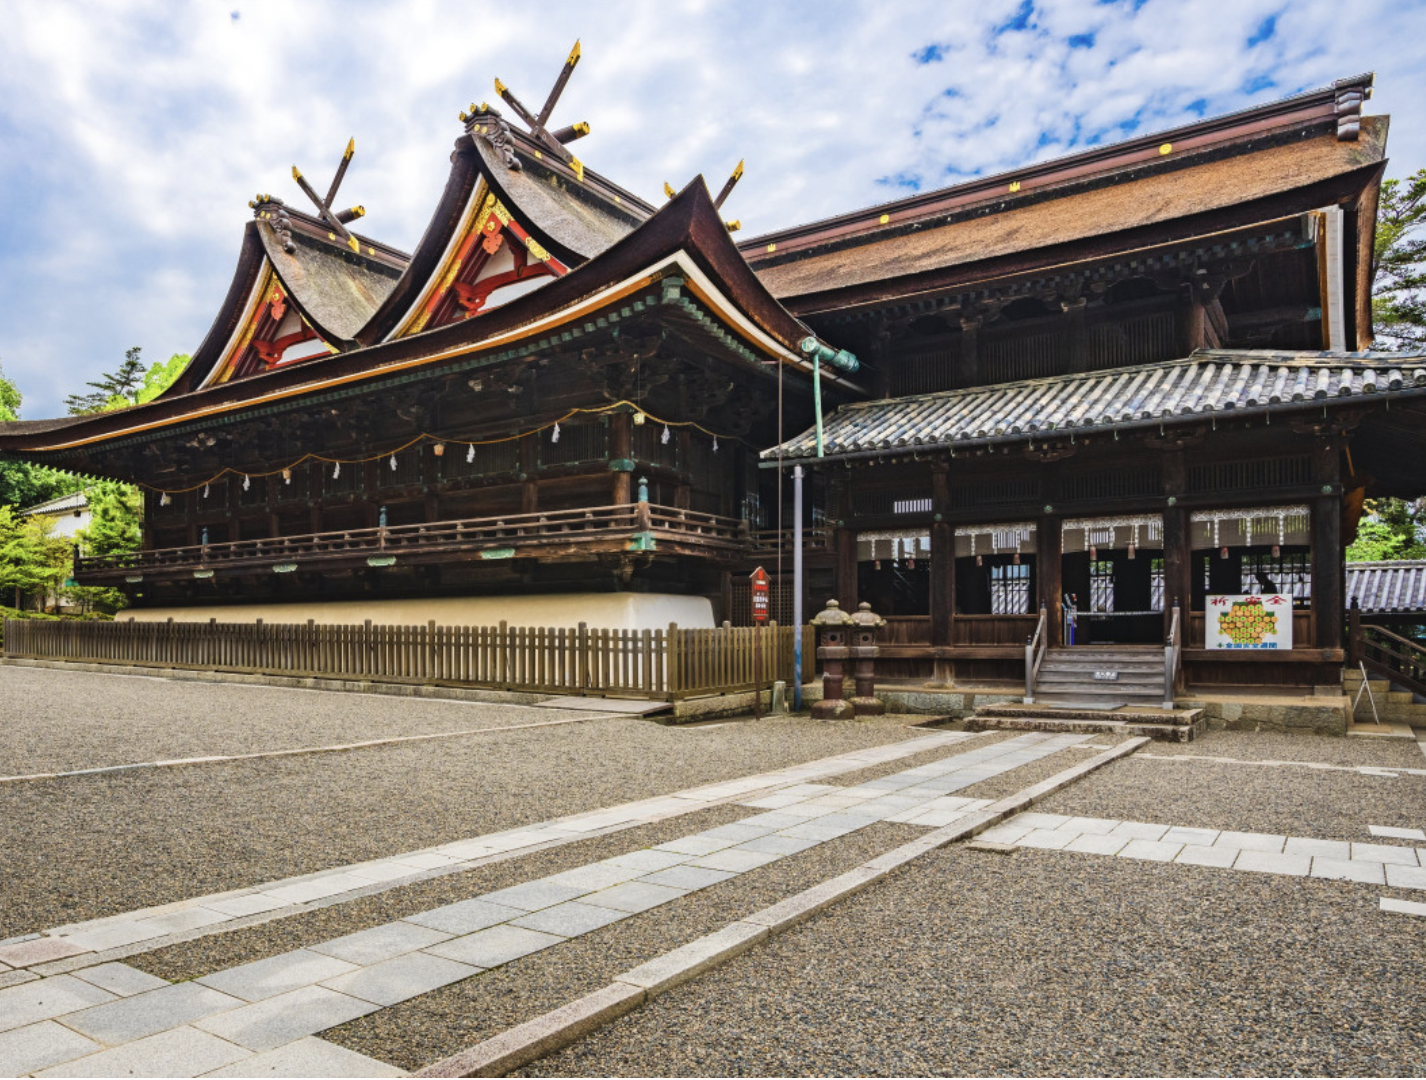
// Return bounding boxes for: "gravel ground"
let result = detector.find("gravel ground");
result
[1154,728,1426,769]
[0,667,612,774]
[325,822,922,1072]
[0,709,927,937]
[525,846,1426,1077]
[1038,754,1426,842]
[128,805,752,983]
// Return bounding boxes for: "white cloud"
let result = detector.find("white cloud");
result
[0,0,1421,417]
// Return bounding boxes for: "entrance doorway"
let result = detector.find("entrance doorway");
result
[1061,515,1164,645]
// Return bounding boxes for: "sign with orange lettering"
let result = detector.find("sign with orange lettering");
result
[750,566,770,625]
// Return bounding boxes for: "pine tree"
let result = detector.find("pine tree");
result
[1373,168,1426,350]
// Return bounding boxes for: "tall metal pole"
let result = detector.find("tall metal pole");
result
[793,465,804,711]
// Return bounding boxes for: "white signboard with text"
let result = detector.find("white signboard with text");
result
[1205,594,1294,650]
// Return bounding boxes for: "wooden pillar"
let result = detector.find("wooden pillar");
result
[1062,297,1088,374]
[1313,434,1343,651]
[959,317,981,387]
[610,411,632,505]
[1039,512,1063,647]
[930,465,953,648]
[521,482,539,515]
[1162,450,1190,639]
[835,526,858,610]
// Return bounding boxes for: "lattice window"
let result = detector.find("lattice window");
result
[377,451,424,490]
[1063,467,1162,502]
[855,488,934,516]
[1088,311,1179,369]
[441,440,521,481]
[947,477,1040,510]
[276,464,311,503]
[541,421,607,466]
[991,562,1032,614]
[323,461,362,497]
[890,342,957,395]
[1187,456,1313,494]
[983,329,1064,383]
[633,423,679,469]
[1089,559,1115,612]
[1239,549,1312,602]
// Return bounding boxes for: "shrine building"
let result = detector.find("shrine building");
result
[0,58,1420,699]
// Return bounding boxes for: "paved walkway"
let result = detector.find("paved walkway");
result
[0,733,1089,1076]
[981,811,1426,887]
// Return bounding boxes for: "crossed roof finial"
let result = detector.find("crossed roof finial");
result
[290,139,366,253]
[491,41,591,181]
[665,160,745,232]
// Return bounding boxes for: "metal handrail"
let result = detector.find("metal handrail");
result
[1163,599,1182,709]
[1024,602,1048,705]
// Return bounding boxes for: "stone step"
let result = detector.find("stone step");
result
[1038,666,1164,679]
[966,713,1204,742]
[1034,682,1166,698]
[978,703,1202,725]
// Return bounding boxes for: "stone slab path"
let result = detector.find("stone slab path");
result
[0,732,1090,1076]
[1,732,970,983]
[981,811,1426,887]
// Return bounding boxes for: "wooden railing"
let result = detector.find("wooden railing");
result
[1164,600,1181,707]
[1024,603,1048,704]
[1350,604,1426,698]
[77,504,761,579]
[3,617,812,702]
[953,615,1040,647]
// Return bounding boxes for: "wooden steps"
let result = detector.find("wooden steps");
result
[1031,646,1167,706]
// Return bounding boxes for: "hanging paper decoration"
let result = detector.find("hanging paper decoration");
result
[389,454,397,471]
[242,474,250,492]
[711,435,718,452]
[632,411,646,426]
[282,468,291,484]
[202,483,210,499]
[433,443,445,457]
[661,424,671,445]
[551,422,561,443]
[159,492,171,507]
[466,444,476,463]
[332,462,341,480]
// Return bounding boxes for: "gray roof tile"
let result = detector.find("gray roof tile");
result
[766,349,1426,461]
[1347,561,1426,615]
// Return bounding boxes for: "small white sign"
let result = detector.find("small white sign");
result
[1093,670,1119,681]
[1206,594,1294,650]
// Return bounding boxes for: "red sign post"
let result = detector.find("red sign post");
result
[750,567,768,717]
[750,566,770,625]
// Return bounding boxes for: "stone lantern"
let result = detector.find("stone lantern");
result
[848,601,887,716]
[810,599,855,720]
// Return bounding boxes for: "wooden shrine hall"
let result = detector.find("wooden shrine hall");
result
[0,57,1421,696]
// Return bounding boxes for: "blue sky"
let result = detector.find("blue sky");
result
[1,0,1423,418]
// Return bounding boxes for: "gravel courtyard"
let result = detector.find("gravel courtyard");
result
[3,667,1425,1077]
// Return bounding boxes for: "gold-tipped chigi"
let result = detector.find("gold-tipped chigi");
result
[664,181,677,200]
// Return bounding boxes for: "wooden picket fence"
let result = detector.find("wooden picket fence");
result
[2,618,811,701]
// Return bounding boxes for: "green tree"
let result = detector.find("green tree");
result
[1347,497,1426,561]
[0,507,71,609]
[135,353,189,404]
[1373,167,1426,350]
[0,362,84,509]
[66,481,141,613]
[65,346,147,415]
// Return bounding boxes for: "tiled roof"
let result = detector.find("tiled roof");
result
[766,350,1426,461]
[18,490,88,516]
[1347,561,1426,614]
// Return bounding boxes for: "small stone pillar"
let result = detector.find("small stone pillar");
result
[810,599,855,720]
[849,601,887,716]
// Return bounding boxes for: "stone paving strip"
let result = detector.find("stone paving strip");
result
[977,811,1426,888]
[1136,752,1426,778]
[0,732,972,989]
[0,713,618,788]
[414,736,1148,1078]
[0,733,1083,1077]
